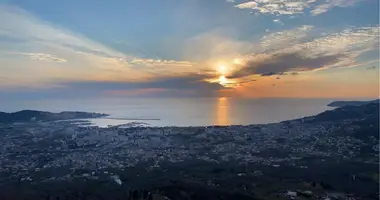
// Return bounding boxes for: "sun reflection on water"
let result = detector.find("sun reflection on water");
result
[215,97,230,126]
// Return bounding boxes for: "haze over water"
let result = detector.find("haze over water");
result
[0,98,360,127]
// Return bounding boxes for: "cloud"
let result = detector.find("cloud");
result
[0,4,199,87]
[260,25,313,51]
[0,3,377,99]
[234,0,316,16]
[130,59,197,76]
[130,59,193,67]
[18,52,67,63]
[269,25,379,59]
[0,5,124,58]
[0,4,136,85]
[229,25,379,78]
[261,72,277,76]
[234,0,365,16]
[57,74,220,91]
[0,74,226,99]
[311,0,361,15]
[226,0,235,3]
[229,51,342,78]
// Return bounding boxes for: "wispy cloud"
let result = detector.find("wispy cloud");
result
[311,0,361,15]
[18,53,67,63]
[260,25,313,51]
[0,5,124,58]
[234,0,316,16]
[230,25,379,78]
[234,0,365,16]
[130,59,197,76]
[0,4,198,87]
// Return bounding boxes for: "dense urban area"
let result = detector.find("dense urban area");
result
[0,101,378,200]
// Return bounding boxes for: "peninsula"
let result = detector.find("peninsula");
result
[327,99,379,107]
[0,110,108,124]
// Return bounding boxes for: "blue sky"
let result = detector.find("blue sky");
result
[0,0,379,99]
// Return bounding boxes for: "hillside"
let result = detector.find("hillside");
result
[314,101,379,122]
[305,101,379,139]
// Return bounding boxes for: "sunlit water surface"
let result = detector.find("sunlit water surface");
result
[2,98,361,127]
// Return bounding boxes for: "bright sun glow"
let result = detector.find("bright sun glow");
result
[208,62,236,87]
[217,65,227,75]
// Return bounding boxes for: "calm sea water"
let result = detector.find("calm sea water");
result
[0,97,353,127]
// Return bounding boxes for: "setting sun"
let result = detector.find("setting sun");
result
[217,65,227,75]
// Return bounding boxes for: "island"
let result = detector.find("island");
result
[327,99,379,107]
[0,110,108,124]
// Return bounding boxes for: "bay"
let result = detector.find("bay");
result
[0,97,356,127]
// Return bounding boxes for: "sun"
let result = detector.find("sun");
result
[206,62,236,87]
[217,65,227,75]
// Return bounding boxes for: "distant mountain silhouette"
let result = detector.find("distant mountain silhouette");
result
[0,110,108,124]
[327,99,380,107]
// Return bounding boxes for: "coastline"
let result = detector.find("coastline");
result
[1,99,376,128]
[0,98,338,127]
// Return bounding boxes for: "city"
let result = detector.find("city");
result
[0,102,378,199]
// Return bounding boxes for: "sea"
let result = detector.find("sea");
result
[0,98,370,127]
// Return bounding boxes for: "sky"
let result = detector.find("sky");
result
[0,0,379,100]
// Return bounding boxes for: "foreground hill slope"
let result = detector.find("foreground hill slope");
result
[312,101,378,122]
[302,101,379,140]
